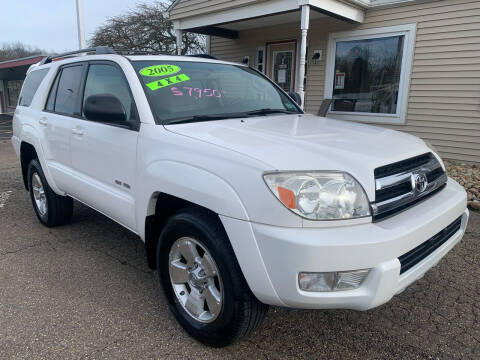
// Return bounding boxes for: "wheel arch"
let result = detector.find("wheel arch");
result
[143,192,283,307]
[139,161,250,270]
[20,141,38,190]
[18,124,62,194]
[144,192,223,270]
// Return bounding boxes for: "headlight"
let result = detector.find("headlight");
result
[263,172,371,220]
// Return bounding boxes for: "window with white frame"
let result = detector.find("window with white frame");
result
[324,24,416,124]
[256,46,265,73]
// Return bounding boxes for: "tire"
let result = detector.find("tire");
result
[157,208,268,347]
[27,159,73,227]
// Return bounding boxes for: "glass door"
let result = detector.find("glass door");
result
[267,41,296,92]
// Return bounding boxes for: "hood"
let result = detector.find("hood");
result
[164,114,430,199]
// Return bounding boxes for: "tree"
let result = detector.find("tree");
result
[90,1,205,55]
[0,42,46,62]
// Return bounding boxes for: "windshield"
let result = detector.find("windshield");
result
[132,60,302,124]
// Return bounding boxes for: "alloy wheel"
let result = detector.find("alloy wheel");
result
[31,172,48,216]
[168,237,223,323]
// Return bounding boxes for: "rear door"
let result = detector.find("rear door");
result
[40,63,86,191]
[68,61,139,231]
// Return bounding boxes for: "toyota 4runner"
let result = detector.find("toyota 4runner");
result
[12,47,469,347]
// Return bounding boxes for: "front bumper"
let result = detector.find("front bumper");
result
[221,178,468,310]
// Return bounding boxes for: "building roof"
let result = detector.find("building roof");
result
[167,0,181,13]
[167,0,424,16]
[0,55,47,82]
[0,55,46,70]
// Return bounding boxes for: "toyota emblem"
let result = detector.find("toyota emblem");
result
[411,173,428,193]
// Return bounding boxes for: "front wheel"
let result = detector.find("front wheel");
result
[157,208,268,347]
[27,159,73,227]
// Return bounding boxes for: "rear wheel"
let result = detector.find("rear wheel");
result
[157,208,268,347]
[27,159,73,227]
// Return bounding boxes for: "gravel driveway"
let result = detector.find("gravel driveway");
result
[0,140,479,359]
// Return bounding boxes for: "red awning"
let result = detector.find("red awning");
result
[0,56,46,70]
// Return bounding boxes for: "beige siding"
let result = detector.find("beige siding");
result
[170,0,266,20]
[359,0,480,162]
[210,0,480,162]
[210,22,305,62]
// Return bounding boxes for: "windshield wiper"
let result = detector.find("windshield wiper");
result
[166,113,246,125]
[165,109,298,125]
[245,108,298,116]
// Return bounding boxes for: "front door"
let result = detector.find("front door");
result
[267,41,296,92]
[69,61,139,231]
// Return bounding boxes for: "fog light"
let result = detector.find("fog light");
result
[298,270,370,292]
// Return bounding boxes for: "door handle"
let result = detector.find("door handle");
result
[71,128,84,136]
[39,117,48,126]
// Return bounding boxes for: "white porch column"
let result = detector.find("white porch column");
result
[176,29,183,55]
[205,35,211,55]
[297,4,310,108]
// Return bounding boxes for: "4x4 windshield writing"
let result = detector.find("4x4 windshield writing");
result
[132,61,301,124]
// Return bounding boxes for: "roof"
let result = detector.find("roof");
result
[167,0,425,18]
[33,53,236,67]
[125,54,238,65]
[0,55,46,70]
[166,0,181,13]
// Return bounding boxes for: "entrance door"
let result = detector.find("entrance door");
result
[267,41,296,92]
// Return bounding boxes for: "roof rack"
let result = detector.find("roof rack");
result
[113,49,169,56]
[188,54,218,60]
[39,46,117,65]
[38,47,218,65]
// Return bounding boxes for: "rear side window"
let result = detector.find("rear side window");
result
[19,69,49,107]
[45,72,60,112]
[53,65,84,116]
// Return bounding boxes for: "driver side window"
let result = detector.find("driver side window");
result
[83,64,135,122]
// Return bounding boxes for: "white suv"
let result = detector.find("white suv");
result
[12,47,469,347]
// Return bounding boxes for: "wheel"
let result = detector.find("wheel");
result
[157,208,268,347]
[27,159,73,227]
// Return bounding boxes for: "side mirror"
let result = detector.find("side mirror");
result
[84,94,126,124]
[288,92,302,107]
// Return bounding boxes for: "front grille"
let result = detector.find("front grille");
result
[376,181,412,203]
[427,167,444,182]
[372,153,447,221]
[374,153,432,178]
[399,216,462,274]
